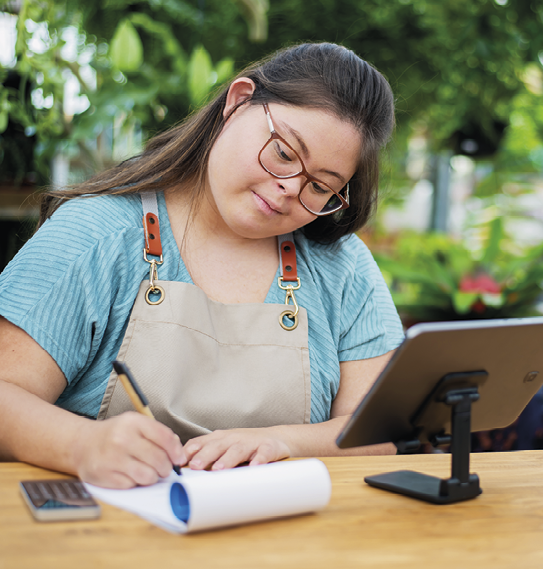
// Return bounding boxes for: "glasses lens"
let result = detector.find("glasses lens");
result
[260,138,303,177]
[259,136,349,216]
[300,183,346,215]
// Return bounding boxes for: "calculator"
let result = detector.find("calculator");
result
[20,478,101,522]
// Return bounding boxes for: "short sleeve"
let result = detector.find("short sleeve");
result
[338,237,404,361]
[0,196,144,386]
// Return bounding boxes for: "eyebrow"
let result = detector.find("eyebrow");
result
[278,120,310,158]
[277,120,347,186]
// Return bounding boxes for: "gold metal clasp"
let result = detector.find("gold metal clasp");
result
[144,248,165,305]
[278,277,301,291]
[143,250,163,266]
[278,277,300,331]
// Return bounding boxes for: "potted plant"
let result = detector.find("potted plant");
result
[372,217,543,327]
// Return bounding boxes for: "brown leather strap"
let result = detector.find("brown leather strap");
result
[143,212,163,257]
[280,240,298,282]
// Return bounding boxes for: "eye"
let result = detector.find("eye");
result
[311,182,332,195]
[273,141,293,162]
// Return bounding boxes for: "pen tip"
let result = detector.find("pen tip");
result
[173,465,181,475]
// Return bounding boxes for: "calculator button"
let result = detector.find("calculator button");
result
[36,483,53,500]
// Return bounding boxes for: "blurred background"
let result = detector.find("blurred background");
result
[1,0,543,450]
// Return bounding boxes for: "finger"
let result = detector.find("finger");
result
[210,442,254,470]
[122,456,164,487]
[249,441,289,466]
[103,414,184,478]
[104,472,139,489]
[125,435,175,479]
[186,433,234,470]
[131,415,186,468]
[79,461,143,490]
[183,438,203,462]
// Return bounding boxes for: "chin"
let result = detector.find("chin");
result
[232,225,281,240]
[222,208,308,240]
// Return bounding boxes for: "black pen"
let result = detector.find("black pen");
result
[112,361,182,476]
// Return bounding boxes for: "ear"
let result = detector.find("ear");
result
[223,78,256,118]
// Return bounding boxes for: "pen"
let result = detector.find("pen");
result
[112,360,182,476]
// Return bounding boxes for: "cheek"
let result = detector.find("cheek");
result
[209,138,261,192]
[288,205,318,231]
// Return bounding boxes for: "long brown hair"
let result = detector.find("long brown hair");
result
[39,42,395,243]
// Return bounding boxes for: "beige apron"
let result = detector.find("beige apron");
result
[97,193,311,443]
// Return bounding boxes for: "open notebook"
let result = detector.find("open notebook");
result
[85,458,331,533]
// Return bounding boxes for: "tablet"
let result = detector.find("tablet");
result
[337,317,543,449]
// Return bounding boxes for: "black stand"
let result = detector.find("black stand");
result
[365,371,487,504]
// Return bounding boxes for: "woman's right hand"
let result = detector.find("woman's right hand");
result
[73,412,186,488]
[0,317,185,489]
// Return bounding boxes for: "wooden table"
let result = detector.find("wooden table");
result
[2,452,543,569]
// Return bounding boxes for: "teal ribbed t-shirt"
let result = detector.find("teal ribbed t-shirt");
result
[0,192,404,423]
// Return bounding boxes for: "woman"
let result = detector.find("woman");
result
[0,42,404,488]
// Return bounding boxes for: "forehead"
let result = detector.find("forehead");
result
[266,103,362,167]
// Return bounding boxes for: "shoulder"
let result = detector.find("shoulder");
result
[0,193,147,385]
[26,193,144,264]
[295,231,404,364]
[0,193,146,300]
[294,232,381,290]
[47,193,142,239]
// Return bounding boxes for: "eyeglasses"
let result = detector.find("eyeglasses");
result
[258,103,350,216]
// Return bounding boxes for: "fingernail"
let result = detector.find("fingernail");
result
[212,462,225,471]
[190,459,202,468]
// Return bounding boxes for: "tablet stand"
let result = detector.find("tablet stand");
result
[364,371,488,504]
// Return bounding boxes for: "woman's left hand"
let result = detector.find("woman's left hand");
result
[180,429,291,471]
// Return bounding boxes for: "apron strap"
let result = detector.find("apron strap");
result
[278,233,298,282]
[141,192,163,258]
[141,192,165,306]
[277,234,300,331]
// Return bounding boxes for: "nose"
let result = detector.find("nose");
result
[277,175,306,197]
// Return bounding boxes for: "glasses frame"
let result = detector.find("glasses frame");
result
[258,103,350,217]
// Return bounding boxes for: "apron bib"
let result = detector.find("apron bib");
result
[97,192,311,442]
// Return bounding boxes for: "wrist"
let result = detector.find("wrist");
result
[68,416,96,477]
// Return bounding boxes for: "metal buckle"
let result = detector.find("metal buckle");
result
[278,277,300,331]
[144,248,165,305]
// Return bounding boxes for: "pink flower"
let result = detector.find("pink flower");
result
[459,274,502,294]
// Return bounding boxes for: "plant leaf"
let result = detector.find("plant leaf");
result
[481,216,503,266]
[110,19,143,72]
[188,45,213,106]
[374,255,449,290]
[215,58,234,85]
[0,110,8,134]
[452,292,478,314]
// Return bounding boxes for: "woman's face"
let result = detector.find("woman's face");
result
[205,100,362,240]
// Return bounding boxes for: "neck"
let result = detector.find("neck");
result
[163,185,280,304]
[164,184,278,254]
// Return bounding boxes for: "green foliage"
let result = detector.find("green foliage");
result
[0,0,261,182]
[474,67,543,197]
[235,0,543,151]
[187,45,233,107]
[2,0,542,188]
[374,217,543,323]
[110,19,144,72]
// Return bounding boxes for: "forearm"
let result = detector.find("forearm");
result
[0,379,86,473]
[264,416,395,457]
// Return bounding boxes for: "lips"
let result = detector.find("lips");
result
[252,191,283,215]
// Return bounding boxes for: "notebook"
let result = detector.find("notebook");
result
[85,458,331,533]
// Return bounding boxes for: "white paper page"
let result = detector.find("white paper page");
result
[181,459,331,532]
[86,459,331,533]
[85,471,193,533]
